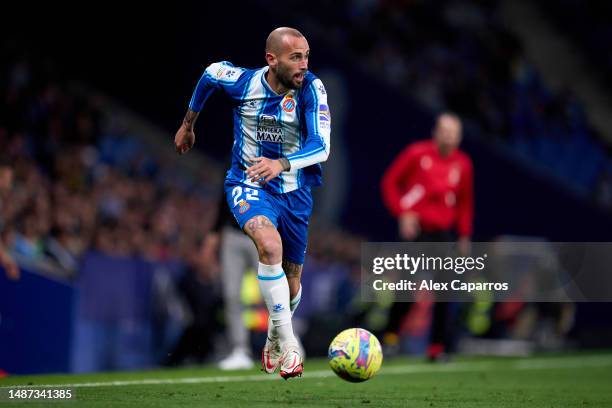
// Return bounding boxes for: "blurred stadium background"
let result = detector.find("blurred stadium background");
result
[1,0,612,376]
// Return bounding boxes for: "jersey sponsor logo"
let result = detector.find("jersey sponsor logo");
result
[273,303,285,312]
[259,114,277,126]
[317,83,327,95]
[256,114,284,143]
[319,104,330,122]
[282,95,296,113]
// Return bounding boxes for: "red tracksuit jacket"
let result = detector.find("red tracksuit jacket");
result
[381,140,474,237]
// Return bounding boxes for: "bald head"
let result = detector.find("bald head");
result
[264,27,309,92]
[433,112,463,156]
[266,27,305,54]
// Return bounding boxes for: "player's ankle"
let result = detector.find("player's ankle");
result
[276,323,296,345]
[267,318,278,340]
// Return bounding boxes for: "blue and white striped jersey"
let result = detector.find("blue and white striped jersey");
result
[189,61,331,194]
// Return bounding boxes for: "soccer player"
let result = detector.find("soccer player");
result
[174,27,331,379]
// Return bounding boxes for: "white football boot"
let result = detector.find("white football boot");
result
[261,335,282,374]
[279,342,303,380]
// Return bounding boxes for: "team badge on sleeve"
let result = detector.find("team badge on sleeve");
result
[319,104,330,122]
[215,66,226,78]
[207,62,243,82]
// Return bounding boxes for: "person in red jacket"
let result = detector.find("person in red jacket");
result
[380,112,473,360]
[382,112,473,247]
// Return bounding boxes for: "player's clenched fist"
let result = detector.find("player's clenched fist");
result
[174,125,195,155]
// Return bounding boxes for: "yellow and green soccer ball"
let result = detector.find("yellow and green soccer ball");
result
[328,328,383,382]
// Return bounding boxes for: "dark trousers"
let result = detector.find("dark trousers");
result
[386,230,454,352]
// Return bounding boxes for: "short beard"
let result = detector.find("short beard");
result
[275,65,301,90]
[279,75,297,90]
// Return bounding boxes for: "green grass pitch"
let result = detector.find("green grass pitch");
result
[1,352,611,407]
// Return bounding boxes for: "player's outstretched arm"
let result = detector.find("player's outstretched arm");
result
[176,61,241,155]
[174,109,199,155]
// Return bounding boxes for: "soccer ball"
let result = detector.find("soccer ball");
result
[328,328,383,382]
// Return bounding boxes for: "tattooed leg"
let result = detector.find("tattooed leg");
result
[282,259,303,299]
[243,215,282,264]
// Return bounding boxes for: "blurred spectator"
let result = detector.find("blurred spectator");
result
[381,112,474,361]
[0,162,20,280]
[381,113,473,246]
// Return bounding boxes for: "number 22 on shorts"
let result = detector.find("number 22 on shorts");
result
[232,186,259,207]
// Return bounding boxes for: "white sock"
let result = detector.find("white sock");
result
[290,284,302,314]
[268,284,302,341]
[258,262,295,344]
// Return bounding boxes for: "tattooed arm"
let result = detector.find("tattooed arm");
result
[174,109,199,154]
[174,61,243,155]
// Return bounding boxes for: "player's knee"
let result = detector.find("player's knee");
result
[256,236,282,263]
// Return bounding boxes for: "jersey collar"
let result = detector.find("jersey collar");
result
[261,66,297,98]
